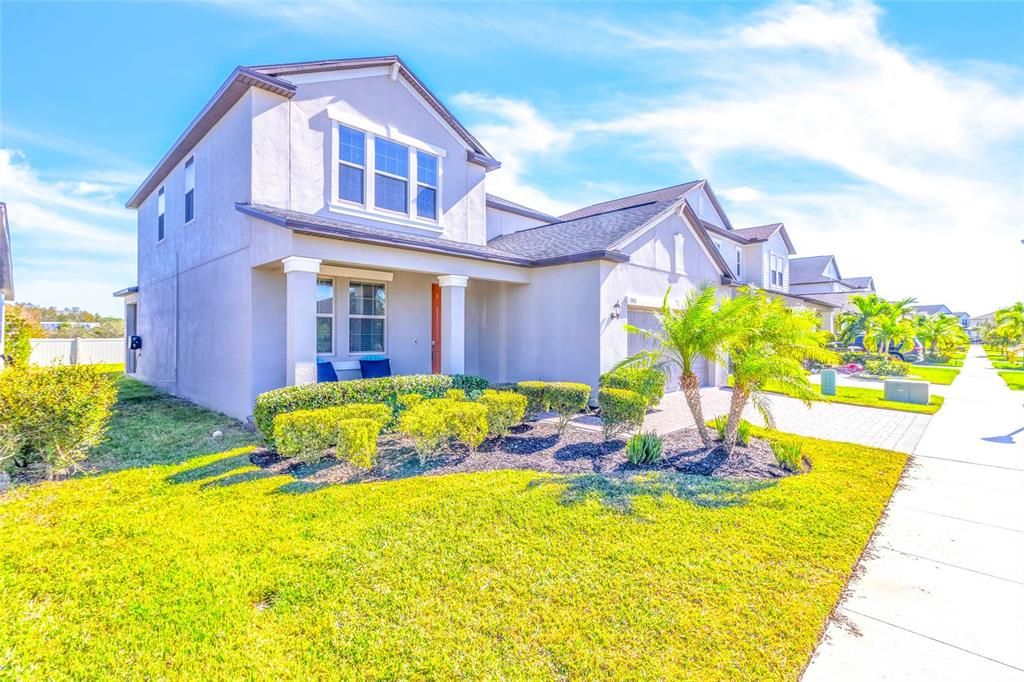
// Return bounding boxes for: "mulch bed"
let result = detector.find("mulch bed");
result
[249,422,798,487]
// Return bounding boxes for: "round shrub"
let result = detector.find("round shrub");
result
[273,406,382,466]
[478,390,527,438]
[598,387,645,440]
[626,431,663,465]
[0,365,117,476]
[516,381,549,418]
[600,367,665,410]
[864,358,908,376]
[397,398,489,463]
[546,382,591,434]
[335,418,381,469]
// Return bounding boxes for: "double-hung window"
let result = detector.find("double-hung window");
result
[349,281,386,353]
[184,157,195,223]
[735,248,742,278]
[769,254,785,288]
[416,151,438,220]
[157,187,165,241]
[374,139,409,213]
[316,278,334,355]
[338,125,366,204]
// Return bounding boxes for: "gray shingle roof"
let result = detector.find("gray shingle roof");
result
[910,304,952,315]
[559,181,703,221]
[789,255,837,284]
[485,194,559,222]
[733,224,781,241]
[488,201,673,263]
[841,276,874,290]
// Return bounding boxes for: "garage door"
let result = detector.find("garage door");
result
[626,307,708,391]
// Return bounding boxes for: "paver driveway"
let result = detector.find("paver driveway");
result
[804,346,1024,680]
[640,386,931,453]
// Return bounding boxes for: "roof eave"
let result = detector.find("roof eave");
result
[113,286,139,297]
[531,250,629,267]
[126,67,297,209]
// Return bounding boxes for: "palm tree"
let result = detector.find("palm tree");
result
[865,309,916,355]
[722,287,838,453]
[836,294,890,347]
[995,302,1024,366]
[621,283,750,446]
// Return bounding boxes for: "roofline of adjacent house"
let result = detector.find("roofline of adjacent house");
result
[251,55,497,163]
[485,195,557,223]
[236,203,628,268]
[126,67,297,209]
[0,202,13,300]
[724,282,839,309]
[701,220,751,244]
[127,56,501,210]
[738,222,796,254]
[680,201,737,283]
[113,286,139,297]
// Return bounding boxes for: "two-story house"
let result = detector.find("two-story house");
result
[117,56,835,421]
[788,255,876,314]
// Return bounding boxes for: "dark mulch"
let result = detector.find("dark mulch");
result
[249,422,797,487]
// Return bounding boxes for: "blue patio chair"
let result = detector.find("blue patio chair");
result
[359,356,391,379]
[316,359,339,383]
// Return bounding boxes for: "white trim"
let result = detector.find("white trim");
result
[281,65,391,85]
[437,274,468,288]
[327,106,447,157]
[320,265,394,282]
[347,280,388,355]
[183,156,196,225]
[326,203,444,233]
[282,256,322,274]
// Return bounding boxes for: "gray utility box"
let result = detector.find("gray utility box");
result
[884,379,930,405]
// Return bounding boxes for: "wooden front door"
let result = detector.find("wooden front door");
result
[431,283,442,373]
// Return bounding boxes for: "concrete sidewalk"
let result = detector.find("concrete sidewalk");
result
[804,346,1024,680]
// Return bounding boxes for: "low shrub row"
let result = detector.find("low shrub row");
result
[398,398,490,464]
[274,406,383,466]
[254,373,489,444]
[864,358,908,376]
[514,381,591,433]
[0,365,118,477]
[598,387,646,439]
[599,367,665,411]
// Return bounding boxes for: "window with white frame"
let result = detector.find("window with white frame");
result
[316,278,334,355]
[157,187,165,241]
[349,281,386,354]
[184,157,195,223]
[735,247,742,278]
[374,138,409,213]
[769,253,785,288]
[416,151,438,219]
[338,125,366,204]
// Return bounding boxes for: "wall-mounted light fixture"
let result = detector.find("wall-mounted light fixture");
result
[611,301,622,319]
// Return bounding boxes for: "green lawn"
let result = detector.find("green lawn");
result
[733,377,943,414]
[906,365,960,385]
[0,379,907,679]
[998,371,1024,391]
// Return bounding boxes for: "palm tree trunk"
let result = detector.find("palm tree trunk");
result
[723,385,750,455]
[680,371,711,446]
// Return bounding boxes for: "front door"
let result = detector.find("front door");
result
[431,283,441,373]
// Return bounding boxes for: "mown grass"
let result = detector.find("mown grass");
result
[906,365,960,385]
[998,371,1024,391]
[733,378,943,414]
[0,380,907,679]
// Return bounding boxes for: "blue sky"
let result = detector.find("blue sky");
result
[1,1,1022,316]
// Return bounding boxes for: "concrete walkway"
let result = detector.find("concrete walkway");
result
[804,346,1024,680]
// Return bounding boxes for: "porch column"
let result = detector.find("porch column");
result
[438,275,468,374]
[283,256,322,386]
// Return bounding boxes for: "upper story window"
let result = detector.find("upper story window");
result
[769,253,786,289]
[374,138,409,213]
[157,187,165,242]
[338,126,366,204]
[333,122,442,226]
[735,248,742,278]
[184,157,195,223]
[416,151,438,220]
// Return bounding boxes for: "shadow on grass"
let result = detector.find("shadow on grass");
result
[530,472,776,513]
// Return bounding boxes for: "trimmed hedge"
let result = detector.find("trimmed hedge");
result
[516,381,549,418]
[397,398,488,464]
[600,367,665,410]
[254,373,487,444]
[273,407,383,466]
[0,365,118,476]
[864,358,908,376]
[479,390,528,438]
[547,382,592,434]
[598,387,646,440]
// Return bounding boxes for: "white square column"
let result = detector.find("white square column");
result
[283,256,322,386]
[438,275,468,375]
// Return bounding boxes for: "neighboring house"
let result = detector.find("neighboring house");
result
[0,203,14,365]
[117,56,835,421]
[788,255,876,313]
[910,304,953,316]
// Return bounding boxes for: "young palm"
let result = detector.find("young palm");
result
[995,302,1024,366]
[866,310,916,355]
[621,283,749,446]
[723,288,838,454]
[836,294,890,347]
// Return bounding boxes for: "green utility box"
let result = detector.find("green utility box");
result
[820,369,837,396]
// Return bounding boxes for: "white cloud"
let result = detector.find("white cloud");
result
[0,149,136,316]
[720,186,766,203]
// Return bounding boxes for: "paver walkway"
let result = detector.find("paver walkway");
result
[803,346,1024,680]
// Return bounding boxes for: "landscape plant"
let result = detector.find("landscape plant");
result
[516,381,549,418]
[994,301,1024,367]
[598,387,646,440]
[1,306,41,367]
[546,382,591,434]
[625,431,663,464]
[599,366,665,411]
[723,287,838,453]
[272,407,383,466]
[0,365,117,477]
[477,390,527,438]
[397,398,489,463]
[621,283,751,446]
[771,438,804,472]
[864,357,908,377]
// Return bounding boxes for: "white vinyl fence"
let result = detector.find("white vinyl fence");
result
[29,338,123,367]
